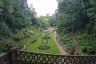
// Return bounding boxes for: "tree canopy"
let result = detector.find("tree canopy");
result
[56,0,96,55]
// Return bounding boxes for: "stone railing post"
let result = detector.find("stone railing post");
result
[8,43,17,64]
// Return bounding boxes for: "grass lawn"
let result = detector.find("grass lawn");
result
[17,31,60,54]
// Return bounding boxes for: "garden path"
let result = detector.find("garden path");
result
[54,31,69,55]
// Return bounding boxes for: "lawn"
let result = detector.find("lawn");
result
[17,31,60,54]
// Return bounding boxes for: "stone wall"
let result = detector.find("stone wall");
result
[0,52,10,64]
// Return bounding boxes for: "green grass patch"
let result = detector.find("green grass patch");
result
[17,31,60,54]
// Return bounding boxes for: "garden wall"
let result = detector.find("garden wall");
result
[0,52,10,64]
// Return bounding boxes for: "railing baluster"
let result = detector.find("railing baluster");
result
[15,50,96,64]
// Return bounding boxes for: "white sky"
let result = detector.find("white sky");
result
[27,0,58,16]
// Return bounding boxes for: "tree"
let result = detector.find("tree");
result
[56,0,96,55]
[37,16,49,28]
[0,0,40,52]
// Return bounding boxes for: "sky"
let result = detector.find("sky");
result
[27,0,58,16]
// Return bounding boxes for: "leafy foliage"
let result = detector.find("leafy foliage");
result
[56,0,96,55]
[0,0,41,52]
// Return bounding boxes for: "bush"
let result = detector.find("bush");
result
[31,40,37,43]
[38,45,50,50]
[12,32,25,42]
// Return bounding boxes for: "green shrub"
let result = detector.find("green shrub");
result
[38,45,50,50]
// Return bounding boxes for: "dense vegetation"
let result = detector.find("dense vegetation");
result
[0,0,45,52]
[0,0,96,55]
[0,0,56,53]
[56,0,96,55]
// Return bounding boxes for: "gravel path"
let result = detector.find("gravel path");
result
[54,32,69,55]
[70,33,79,55]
